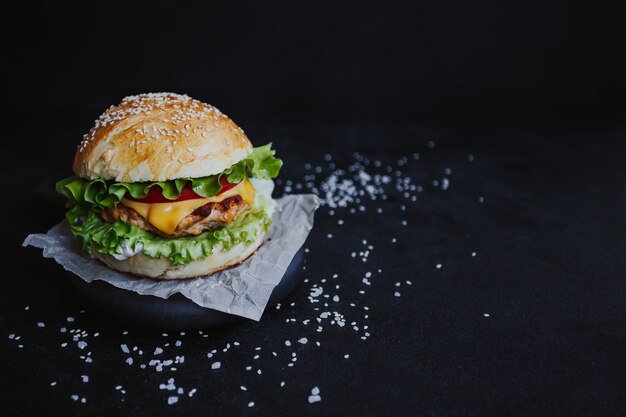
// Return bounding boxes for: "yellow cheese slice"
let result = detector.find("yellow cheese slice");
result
[121,178,255,235]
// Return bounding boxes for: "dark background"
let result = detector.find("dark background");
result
[4,1,626,416]
[7,0,626,130]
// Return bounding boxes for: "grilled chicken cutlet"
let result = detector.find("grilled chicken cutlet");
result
[100,195,249,238]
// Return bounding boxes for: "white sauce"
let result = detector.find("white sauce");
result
[112,242,144,260]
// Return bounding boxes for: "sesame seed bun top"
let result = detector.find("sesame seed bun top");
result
[72,92,253,182]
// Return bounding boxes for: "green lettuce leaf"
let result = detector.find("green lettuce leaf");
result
[56,143,282,210]
[65,180,277,265]
[232,143,283,181]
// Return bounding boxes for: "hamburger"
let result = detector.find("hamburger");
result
[56,92,282,279]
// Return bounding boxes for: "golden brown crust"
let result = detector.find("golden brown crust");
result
[73,93,253,182]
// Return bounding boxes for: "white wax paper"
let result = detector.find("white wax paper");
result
[22,194,320,321]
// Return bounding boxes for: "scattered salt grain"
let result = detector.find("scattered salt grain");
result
[308,386,322,404]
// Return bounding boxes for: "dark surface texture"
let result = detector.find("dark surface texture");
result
[2,122,626,416]
[5,0,626,415]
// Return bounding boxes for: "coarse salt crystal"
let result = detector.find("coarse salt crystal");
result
[308,395,322,404]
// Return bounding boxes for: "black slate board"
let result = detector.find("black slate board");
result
[63,246,305,330]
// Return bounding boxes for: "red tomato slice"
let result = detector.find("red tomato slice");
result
[125,176,238,204]
[218,175,238,193]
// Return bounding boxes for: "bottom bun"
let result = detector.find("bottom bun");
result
[93,232,265,280]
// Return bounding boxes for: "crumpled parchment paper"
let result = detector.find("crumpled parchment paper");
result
[23,194,320,321]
